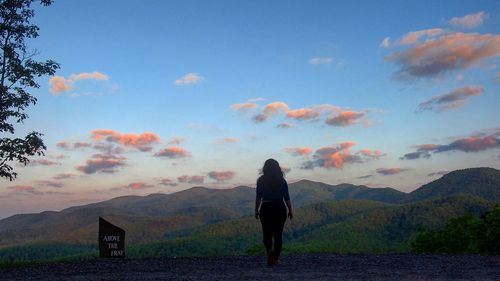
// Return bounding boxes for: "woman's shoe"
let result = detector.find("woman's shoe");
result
[267,250,275,266]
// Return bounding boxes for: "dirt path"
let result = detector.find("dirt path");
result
[1,254,499,281]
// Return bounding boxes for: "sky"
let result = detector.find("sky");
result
[0,0,499,219]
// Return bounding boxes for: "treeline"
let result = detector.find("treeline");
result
[412,206,500,254]
[0,243,95,266]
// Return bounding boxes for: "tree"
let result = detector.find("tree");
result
[0,0,59,180]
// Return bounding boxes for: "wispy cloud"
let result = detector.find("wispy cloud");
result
[276,122,293,129]
[380,37,391,48]
[230,102,259,112]
[253,101,289,123]
[8,185,42,195]
[35,180,63,188]
[308,57,333,65]
[168,137,185,145]
[216,137,239,143]
[53,173,77,180]
[28,159,61,166]
[174,73,204,85]
[376,168,409,176]
[448,11,487,29]
[417,85,484,112]
[154,147,191,158]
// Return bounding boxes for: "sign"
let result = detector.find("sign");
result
[99,217,126,258]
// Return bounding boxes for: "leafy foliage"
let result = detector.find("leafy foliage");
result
[412,206,500,254]
[0,0,59,180]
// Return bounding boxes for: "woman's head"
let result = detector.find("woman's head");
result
[262,158,284,179]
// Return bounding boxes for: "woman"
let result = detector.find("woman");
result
[255,158,293,266]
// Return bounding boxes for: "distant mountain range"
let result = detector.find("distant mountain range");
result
[0,167,499,260]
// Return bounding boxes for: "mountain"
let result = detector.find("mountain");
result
[408,167,500,202]
[0,167,498,251]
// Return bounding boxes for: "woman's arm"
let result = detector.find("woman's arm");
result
[255,198,262,219]
[285,199,293,220]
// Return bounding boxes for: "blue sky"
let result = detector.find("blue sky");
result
[0,0,499,218]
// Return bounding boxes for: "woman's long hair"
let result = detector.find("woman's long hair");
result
[260,158,284,189]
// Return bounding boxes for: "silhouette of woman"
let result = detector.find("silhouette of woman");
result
[255,159,293,266]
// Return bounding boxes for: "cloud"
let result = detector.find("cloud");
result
[252,101,289,123]
[386,32,500,80]
[401,134,500,160]
[286,108,321,121]
[91,129,160,151]
[154,147,191,158]
[93,143,125,154]
[53,173,77,180]
[49,76,71,95]
[74,142,92,149]
[48,71,109,95]
[428,171,449,177]
[177,175,205,184]
[301,142,360,170]
[217,137,239,143]
[76,154,127,174]
[35,180,63,188]
[380,37,391,48]
[496,72,500,83]
[358,174,373,179]
[167,137,185,145]
[448,11,487,29]
[56,141,71,150]
[126,182,153,190]
[308,57,334,65]
[29,159,61,166]
[69,72,109,81]
[284,147,313,157]
[230,103,259,112]
[8,185,42,195]
[357,149,384,159]
[376,168,409,176]
[399,28,446,45]
[247,97,267,102]
[208,171,236,182]
[281,165,291,174]
[174,73,204,85]
[276,123,293,129]
[159,178,177,187]
[326,111,365,126]
[418,85,484,112]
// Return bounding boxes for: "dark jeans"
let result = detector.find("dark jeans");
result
[260,200,287,260]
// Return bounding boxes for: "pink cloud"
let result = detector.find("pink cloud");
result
[281,165,291,174]
[448,11,487,29]
[177,175,205,184]
[91,129,160,151]
[127,182,153,190]
[386,32,500,80]
[286,108,321,121]
[380,37,391,48]
[326,111,366,126]
[357,149,384,159]
[301,142,359,170]
[253,102,289,123]
[69,71,109,81]
[217,137,239,143]
[74,142,92,149]
[154,147,191,158]
[49,76,71,95]
[8,185,42,195]
[168,137,185,145]
[284,147,313,157]
[56,141,71,150]
[208,171,236,182]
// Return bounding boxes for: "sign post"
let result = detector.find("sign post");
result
[99,217,126,258]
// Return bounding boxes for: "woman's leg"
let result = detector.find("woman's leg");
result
[272,204,287,262]
[259,205,273,252]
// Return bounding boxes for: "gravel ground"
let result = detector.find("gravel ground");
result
[1,254,499,281]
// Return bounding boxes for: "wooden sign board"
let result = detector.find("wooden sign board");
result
[99,217,126,258]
